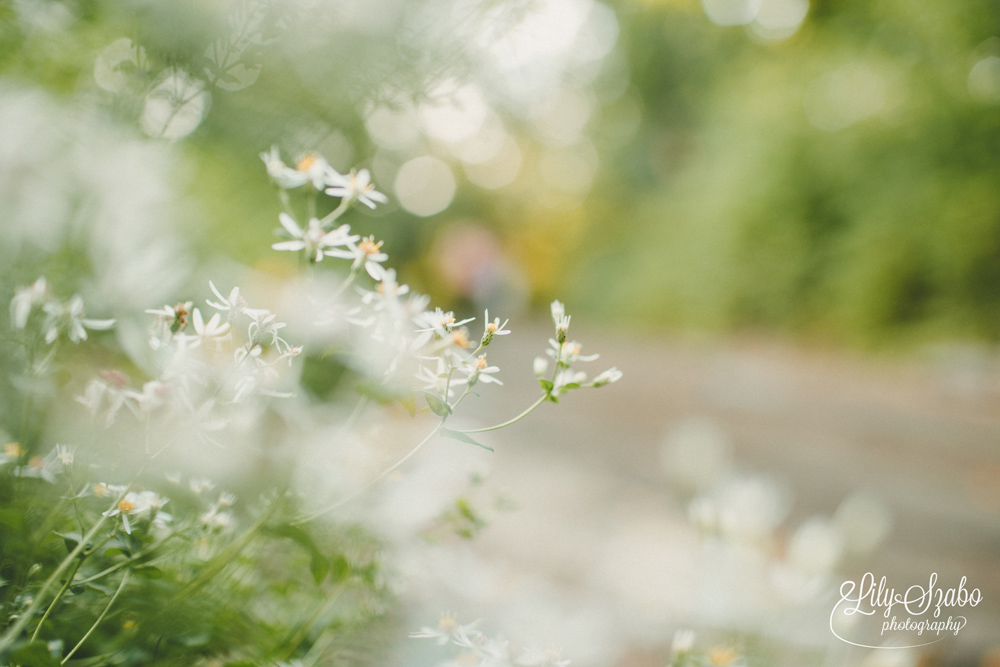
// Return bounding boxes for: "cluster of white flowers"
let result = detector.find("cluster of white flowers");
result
[534,301,622,401]
[9,277,115,345]
[2,442,74,484]
[411,615,571,667]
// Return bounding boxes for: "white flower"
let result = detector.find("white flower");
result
[42,295,115,344]
[324,235,389,279]
[146,301,193,348]
[247,311,290,351]
[263,149,340,190]
[55,444,75,466]
[272,214,357,263]
[552,369,587,396]
[200,505,234,531]
[550,300,571,342]
[533,356,549,377]
[13,453,60,483]
[590,367,622,387]
[415,357,453,396]
[10,277,49,329]
[360,268,410,307]
[480,308,510,347]
[547,340,599,365]
[102,491,147,534]
[463,354,502,387]
[177,308,231,349]
[409,613,463,645]
[416,308,474,337]
[324,168,388,209]
[206,282,266,323]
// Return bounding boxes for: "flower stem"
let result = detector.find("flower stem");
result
[61,570,130,664]
[452,393,547,434]
[0,502,116,657]
[29,558,83,642]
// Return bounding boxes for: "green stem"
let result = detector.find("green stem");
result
[30,558,83,642]
[61,570,130,664]
[292,420,445,525]
[318,197,350,227]
[452,393,547,434]
[0,501,116,657]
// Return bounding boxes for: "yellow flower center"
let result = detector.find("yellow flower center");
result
[475,355,488,370]
[118,499,136,514]
[358,237,383,255]
[29,457,45,470]
[451,330,470,348]
[296,154,317,171]
[4,443,24,458]
[486,321,498,333]
[438,614,457,631]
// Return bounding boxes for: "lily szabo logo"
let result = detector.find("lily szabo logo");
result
[830,573,981,648]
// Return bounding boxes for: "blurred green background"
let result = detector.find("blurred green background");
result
[3,0,1000,349]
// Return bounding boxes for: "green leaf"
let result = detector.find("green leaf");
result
[134,565,163,579]
[424,392,452,417]
[263,524,330,585]
[538,379,554,393]
[441,428,494,452]
[330,554,351,582]
[564,382,581,390]
[55,531,83,553]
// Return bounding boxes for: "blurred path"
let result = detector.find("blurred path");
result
[443,324,1000,665]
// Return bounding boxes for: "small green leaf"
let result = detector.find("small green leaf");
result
[441,428,494,452]
[263,524,330,585]
[55,531,83,554]
[8,640,60,667]
[538,379,554,393]
[424,392,452,417]
[330,554,351,582]
[564,382,581,390]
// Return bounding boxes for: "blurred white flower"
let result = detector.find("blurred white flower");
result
[265,151,340,190]
[517,646,571,667]
[325,235,389,279]
[272,214,357,263]
[42,295,115,344]
[178,308,231,350]
[550,299,570,342]
[590,367,622,387]
[464,353,502,387]
[10,277,48,329]
[206,282,265,323]
[325,168,388,209]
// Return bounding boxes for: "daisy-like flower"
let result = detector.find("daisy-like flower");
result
[262,149,340,190]
[42,295,115,344]
[93,482,129,499]
[325,235,389,279]
[55,444,75,467]
[189,477,215,494]
[103,492,143,534]
[464,354,502,387]
[206,282,266,323]
[77,371,132,427]
[479,309,510,347]
[410,614,478,645]
[146,301,192,334]
[416,308,474,337]
[324,168,388,209]
[547,339,599,366]
[415,357,453,396]
[361,268,410,307]
[13,453,59,483]
[177,308,231,350]
[10,277,49,329]
[272,214,357,263]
